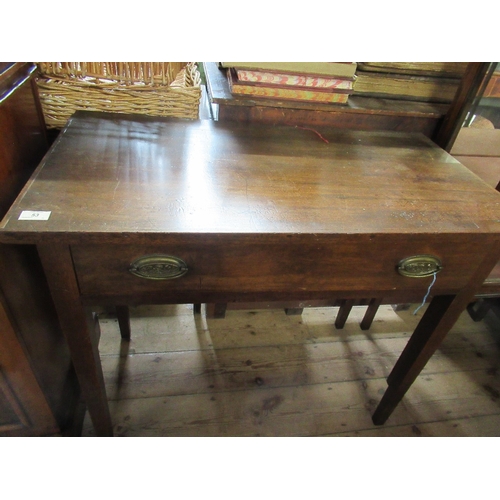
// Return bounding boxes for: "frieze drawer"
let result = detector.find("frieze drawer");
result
[70,233,489,301]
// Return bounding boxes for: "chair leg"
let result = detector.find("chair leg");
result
[206,303,227,319]
[193,303,201,315]
[360,297,383,330]
[115,305,131,340]
[285,308,304,315]
[335,299,355,329]
[467,299,493,322]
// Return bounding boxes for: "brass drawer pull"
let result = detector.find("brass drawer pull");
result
[397,255,442,278]
[129,255,189,280]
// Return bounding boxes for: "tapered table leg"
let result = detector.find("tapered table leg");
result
[37,244,113,437]
[373,244,500,425]
[372,295,454,425]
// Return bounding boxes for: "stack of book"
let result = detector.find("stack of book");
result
[219,62,357,105]
[353,62,469,103]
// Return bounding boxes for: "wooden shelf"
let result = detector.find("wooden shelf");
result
[204,62,450,137]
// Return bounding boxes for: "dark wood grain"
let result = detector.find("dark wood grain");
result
[1,112,500,242]
[70,234,492,302]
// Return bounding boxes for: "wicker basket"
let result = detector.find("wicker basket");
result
[36,62,201,128]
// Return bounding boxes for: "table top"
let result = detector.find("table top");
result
[1,111,500,244]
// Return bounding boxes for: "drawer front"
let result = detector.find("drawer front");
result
[71,234,491,301]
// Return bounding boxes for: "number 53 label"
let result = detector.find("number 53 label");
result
[18,210,51,221]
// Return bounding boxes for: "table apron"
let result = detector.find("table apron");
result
[69,234,492,301]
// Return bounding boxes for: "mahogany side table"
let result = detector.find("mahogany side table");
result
[1,111,500,436]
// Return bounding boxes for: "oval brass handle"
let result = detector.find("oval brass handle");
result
[129,254,189,280]
[397,255,442,278]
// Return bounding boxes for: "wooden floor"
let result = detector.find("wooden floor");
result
[81,302,500,437]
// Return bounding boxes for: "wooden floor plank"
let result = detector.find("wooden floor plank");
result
[333,414,500,437]
[99,330,500,401]
[82,304,500,437]
[82,368,500,437]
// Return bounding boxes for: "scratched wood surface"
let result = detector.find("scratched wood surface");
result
[2,111,500,243]
[81,304,500,436]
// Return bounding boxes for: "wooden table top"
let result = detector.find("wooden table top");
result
[1,111,500,244]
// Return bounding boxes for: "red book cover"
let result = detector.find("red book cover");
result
[236,69,355,90]
[227,69,350,104]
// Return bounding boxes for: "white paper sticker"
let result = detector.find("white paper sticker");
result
[18,210,51,221]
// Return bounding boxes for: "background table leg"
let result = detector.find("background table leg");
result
[115,305,131,340]
[206,303,227,319]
